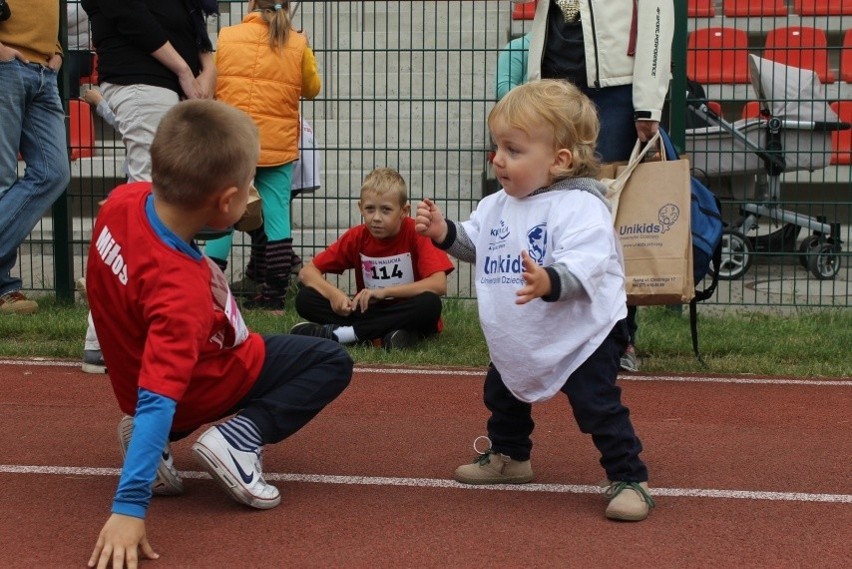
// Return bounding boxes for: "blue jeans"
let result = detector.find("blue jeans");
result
[582,84,637,163]
[0,60,70,295]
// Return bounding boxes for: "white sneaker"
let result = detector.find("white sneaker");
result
[191,426,281,509]
[117,415,184,496]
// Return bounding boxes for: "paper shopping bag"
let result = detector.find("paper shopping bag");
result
[613,139,695,305]
[234,184,263,232]
[600,132,661,219]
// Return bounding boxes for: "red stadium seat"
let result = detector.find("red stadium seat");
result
[796,0,852,16]
[512,0,536,20]
[841,29,852,82]
[763,26,836,84]
[707,101,723,116]
[724,0,788,16]
[688,0,716,17]
[741,101,764,119]
[829,101,852,164]
[687,27,751,84]
[68,100,95,160]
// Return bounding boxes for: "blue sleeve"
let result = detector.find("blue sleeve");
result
[112,389,176,519]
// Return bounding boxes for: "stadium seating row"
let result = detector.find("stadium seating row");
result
[689,0,852,18]
[688,26,852,84]
[514,1,852,20]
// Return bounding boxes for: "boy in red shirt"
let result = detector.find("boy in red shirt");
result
[290,168,454,349]
[86,99,352,568]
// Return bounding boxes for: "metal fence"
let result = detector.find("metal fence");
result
[17,1,852,308]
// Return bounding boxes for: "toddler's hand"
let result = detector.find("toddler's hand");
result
[515,250,551,304]
[415,199,448,242]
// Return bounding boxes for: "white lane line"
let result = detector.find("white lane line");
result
[1,359,849,386]
[2,465,850,504]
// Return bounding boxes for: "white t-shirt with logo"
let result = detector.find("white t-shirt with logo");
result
[462,188,626,403]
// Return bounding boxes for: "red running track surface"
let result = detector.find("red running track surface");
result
[0,360,850,567]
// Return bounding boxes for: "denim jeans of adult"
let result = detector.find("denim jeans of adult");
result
[582,83,636,163]
[0,60,70,296]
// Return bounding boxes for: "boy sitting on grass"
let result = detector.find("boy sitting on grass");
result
[290,167,455,350]
[86,99,352,568]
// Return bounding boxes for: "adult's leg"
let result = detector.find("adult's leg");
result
[0,61,70,295]
[100,83,179,182]
[585,83,639,363]
[560,320,648,482]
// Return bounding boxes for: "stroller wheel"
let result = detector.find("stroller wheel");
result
[798,235,821,269]
[712,230,753,280]
[806,243,841,280]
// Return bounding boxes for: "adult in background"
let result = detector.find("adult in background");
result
[67,0,93,98]
[524,0,674,372]
[0,0,71,315]
[79,0,219,373]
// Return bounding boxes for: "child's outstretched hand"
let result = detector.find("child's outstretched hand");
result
[88,514,158,569]
[516,250,551,304]
[415,199,448,243]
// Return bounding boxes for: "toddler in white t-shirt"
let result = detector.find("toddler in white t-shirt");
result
[415,79,654,522]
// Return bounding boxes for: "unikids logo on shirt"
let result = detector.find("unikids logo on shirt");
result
[480,222,547,286]
[94,226,129,285]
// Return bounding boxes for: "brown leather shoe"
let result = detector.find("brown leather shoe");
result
[0,291,38,315]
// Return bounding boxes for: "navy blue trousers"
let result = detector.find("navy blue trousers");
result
[229,334,352,444]
[484,319,648,482]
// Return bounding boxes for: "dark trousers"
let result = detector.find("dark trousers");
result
[484,319,648,482]
[294,285,443,342]
[229,334,352,444]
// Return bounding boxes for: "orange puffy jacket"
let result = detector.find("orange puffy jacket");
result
[216,12,321,166]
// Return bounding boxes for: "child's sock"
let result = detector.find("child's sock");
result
[333,326,358,344]
[216,415,263,452]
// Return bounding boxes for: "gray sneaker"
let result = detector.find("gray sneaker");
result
[82,349,107,374]
[619,344,639,372]
[117,415,184,496]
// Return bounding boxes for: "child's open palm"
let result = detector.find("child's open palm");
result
[516,250,551,304]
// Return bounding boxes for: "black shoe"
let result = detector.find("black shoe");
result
[290,321,337,341]
[243,294,285,310]
[381,329,424,350]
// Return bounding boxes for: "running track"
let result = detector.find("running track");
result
[1,359,849,568]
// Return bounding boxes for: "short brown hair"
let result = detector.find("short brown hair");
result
[360,167,408,206]
[151,99,259,208]
[488,79,600,180]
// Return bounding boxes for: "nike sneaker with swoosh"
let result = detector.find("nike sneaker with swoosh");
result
[191,426,281,509]
[117,415,184,496]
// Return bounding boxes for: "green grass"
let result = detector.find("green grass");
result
[1,295,850,377]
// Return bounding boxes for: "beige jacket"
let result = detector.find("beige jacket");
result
[526,0,674,122]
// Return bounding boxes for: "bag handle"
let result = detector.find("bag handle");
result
[606,130,662,201]
[658,128,681,161]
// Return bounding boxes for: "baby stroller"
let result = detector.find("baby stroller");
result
[685,54,849,280]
